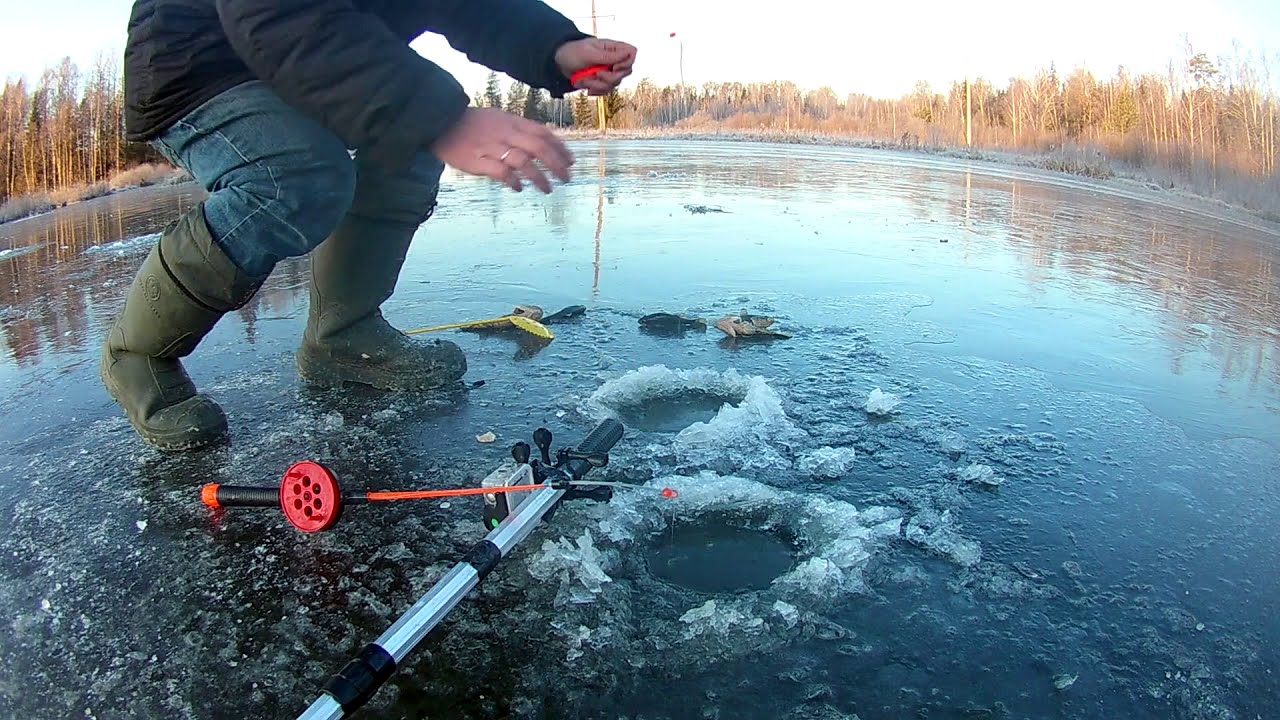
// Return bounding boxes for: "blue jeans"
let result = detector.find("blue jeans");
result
[151,80,446,277]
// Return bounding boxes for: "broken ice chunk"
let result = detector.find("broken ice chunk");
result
[798,446,858,479]
[865,388,901,416]
[773,601,800,628]
[958,463,1002,487]
[527,530,613,607]
[905,510,982,567]
[680,599,718,624]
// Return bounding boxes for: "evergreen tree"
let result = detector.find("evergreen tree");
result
[522,87,545,122]
[482,72,503,108]
[504,81,529,115]
[571,93,595,127]
[603,89,626,122]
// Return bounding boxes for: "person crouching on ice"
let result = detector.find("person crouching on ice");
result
[103,0,635,452]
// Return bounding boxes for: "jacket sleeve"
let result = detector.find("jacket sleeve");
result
[423,0,591,98]
[214,0,471,170]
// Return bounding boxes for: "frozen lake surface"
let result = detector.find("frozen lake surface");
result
[1,140,1277,719]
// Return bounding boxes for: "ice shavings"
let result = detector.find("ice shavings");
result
[583,365,752,422]
[526,529,614,608]
[678,599,763,640]
[549,619,615,662]
[864,387,902,416]
[581,365,813,477]
[773,601,800,629]
[904,508,981,567]
[514,469,912,673]
[774,557,844,596]
[797,446,858,479]
[600,471,902,601]
[957,462,1002,487]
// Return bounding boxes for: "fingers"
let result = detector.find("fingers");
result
[571,64,632,95]
[442,108,579,194]
[611,52,637,73]
[507,126,574,183]
[578,76,620,96]
[602,68,631,83]
[592,39,637,66]
[474,154,523,192]
[574,40,636,77]
[499,147,552,194]
[578,80,612,96]
[563,38,636,95]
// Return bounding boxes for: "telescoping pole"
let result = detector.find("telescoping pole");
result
[296,419,624,719]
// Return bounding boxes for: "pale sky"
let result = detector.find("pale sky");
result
[2,1,1277,99]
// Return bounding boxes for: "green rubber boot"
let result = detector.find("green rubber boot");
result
[296,213,466,391]
[100,207,267,452]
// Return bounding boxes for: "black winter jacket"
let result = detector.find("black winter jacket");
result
[123,0,589,168]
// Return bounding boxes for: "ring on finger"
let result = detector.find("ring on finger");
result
[500,148,512,162]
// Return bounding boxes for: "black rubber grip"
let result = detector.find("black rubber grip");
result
[576,418,624,455]
[322,642,397,714]
[462,540,502,579]
[565,419,624,482]
[213,486,279,507]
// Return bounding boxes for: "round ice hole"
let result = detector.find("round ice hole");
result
[304,492,312,502]
[293,499,303,510]
[292,484,303,495]
[645,518,797,594]
[313,484,322,494]
[313,499,322,509]
[613,389,744,433]
[304,507,313,517]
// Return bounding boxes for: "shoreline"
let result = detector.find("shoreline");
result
[0,164,191,227]
[5,132,1278,234]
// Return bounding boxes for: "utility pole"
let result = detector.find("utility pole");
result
[591,0,606,132]
[671,32,684,122]
[965,76,972,147]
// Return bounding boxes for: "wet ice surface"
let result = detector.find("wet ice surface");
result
[2,140,1279,719]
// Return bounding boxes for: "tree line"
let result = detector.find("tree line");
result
[1,54,167,204]
[3,44,1278,212]
[470,70,625,129]
[557,43,1279,215]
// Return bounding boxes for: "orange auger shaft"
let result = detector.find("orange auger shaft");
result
[365,482,677,503]
[365,485,550,502]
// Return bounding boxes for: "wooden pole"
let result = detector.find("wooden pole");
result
[591,0,605,132]
[965,76,972,147]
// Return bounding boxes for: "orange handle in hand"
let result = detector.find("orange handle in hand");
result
[571,64,611,85]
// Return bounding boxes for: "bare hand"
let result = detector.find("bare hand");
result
[429,108,575,193]
[554,38,637,96]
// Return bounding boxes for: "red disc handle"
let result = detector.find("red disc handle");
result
[280,461,342,533]
[571,64,611,85]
